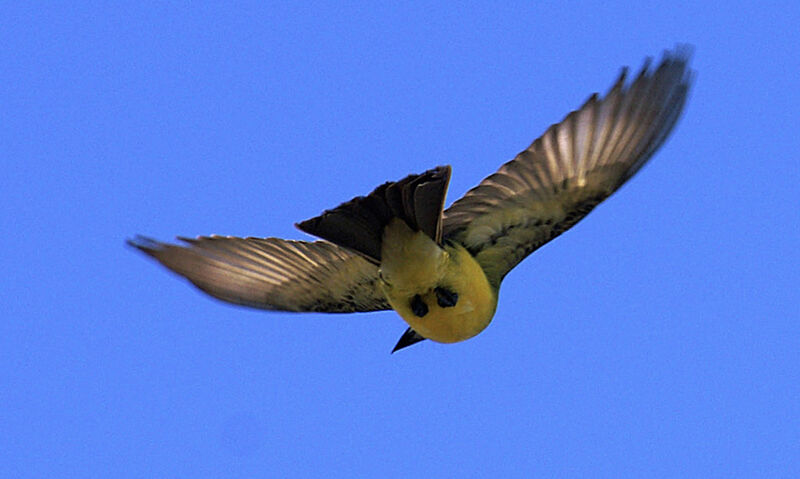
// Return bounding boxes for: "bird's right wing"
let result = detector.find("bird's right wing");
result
[128,235,390,313]
[443,48,692,288]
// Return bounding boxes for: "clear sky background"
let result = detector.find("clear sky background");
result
[2,2,798,477]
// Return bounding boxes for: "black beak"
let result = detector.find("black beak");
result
[391,327,426,353]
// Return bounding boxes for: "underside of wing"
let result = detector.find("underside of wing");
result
[442,47,693,287]
[128,235,390,313]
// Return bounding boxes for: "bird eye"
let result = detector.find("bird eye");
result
[435,287,458,308]
[410,294,428,317]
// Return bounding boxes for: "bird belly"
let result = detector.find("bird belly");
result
[379,220,497,343]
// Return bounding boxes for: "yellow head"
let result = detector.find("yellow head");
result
[379,219,498,343]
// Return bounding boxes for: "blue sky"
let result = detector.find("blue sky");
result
[2,2,799,477]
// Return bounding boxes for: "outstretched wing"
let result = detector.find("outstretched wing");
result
[128,235,390,313]
[442,47,693,288]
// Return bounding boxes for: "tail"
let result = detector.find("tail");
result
[296,165,452,264]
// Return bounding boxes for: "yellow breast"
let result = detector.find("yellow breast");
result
[379,219,498,343]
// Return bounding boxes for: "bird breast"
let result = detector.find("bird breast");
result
[379,219,498,343]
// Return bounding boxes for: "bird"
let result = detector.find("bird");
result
[129,47,693,353]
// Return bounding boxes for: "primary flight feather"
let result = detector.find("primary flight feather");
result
[130,47,693,352]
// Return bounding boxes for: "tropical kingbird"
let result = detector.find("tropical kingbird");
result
[130,47,693,352]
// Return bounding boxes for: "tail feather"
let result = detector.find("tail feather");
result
[296,166,452,263]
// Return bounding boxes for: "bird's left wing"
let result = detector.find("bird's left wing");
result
[442,48,693,288]
[128,235,390,313]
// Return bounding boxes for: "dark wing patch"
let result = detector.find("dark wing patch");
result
[443,47,693,287]
[128,235,390,313]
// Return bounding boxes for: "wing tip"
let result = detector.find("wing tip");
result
[609,44,694,96]
[126,234,163,253]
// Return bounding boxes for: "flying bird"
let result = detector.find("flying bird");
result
[129,47,693,353]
